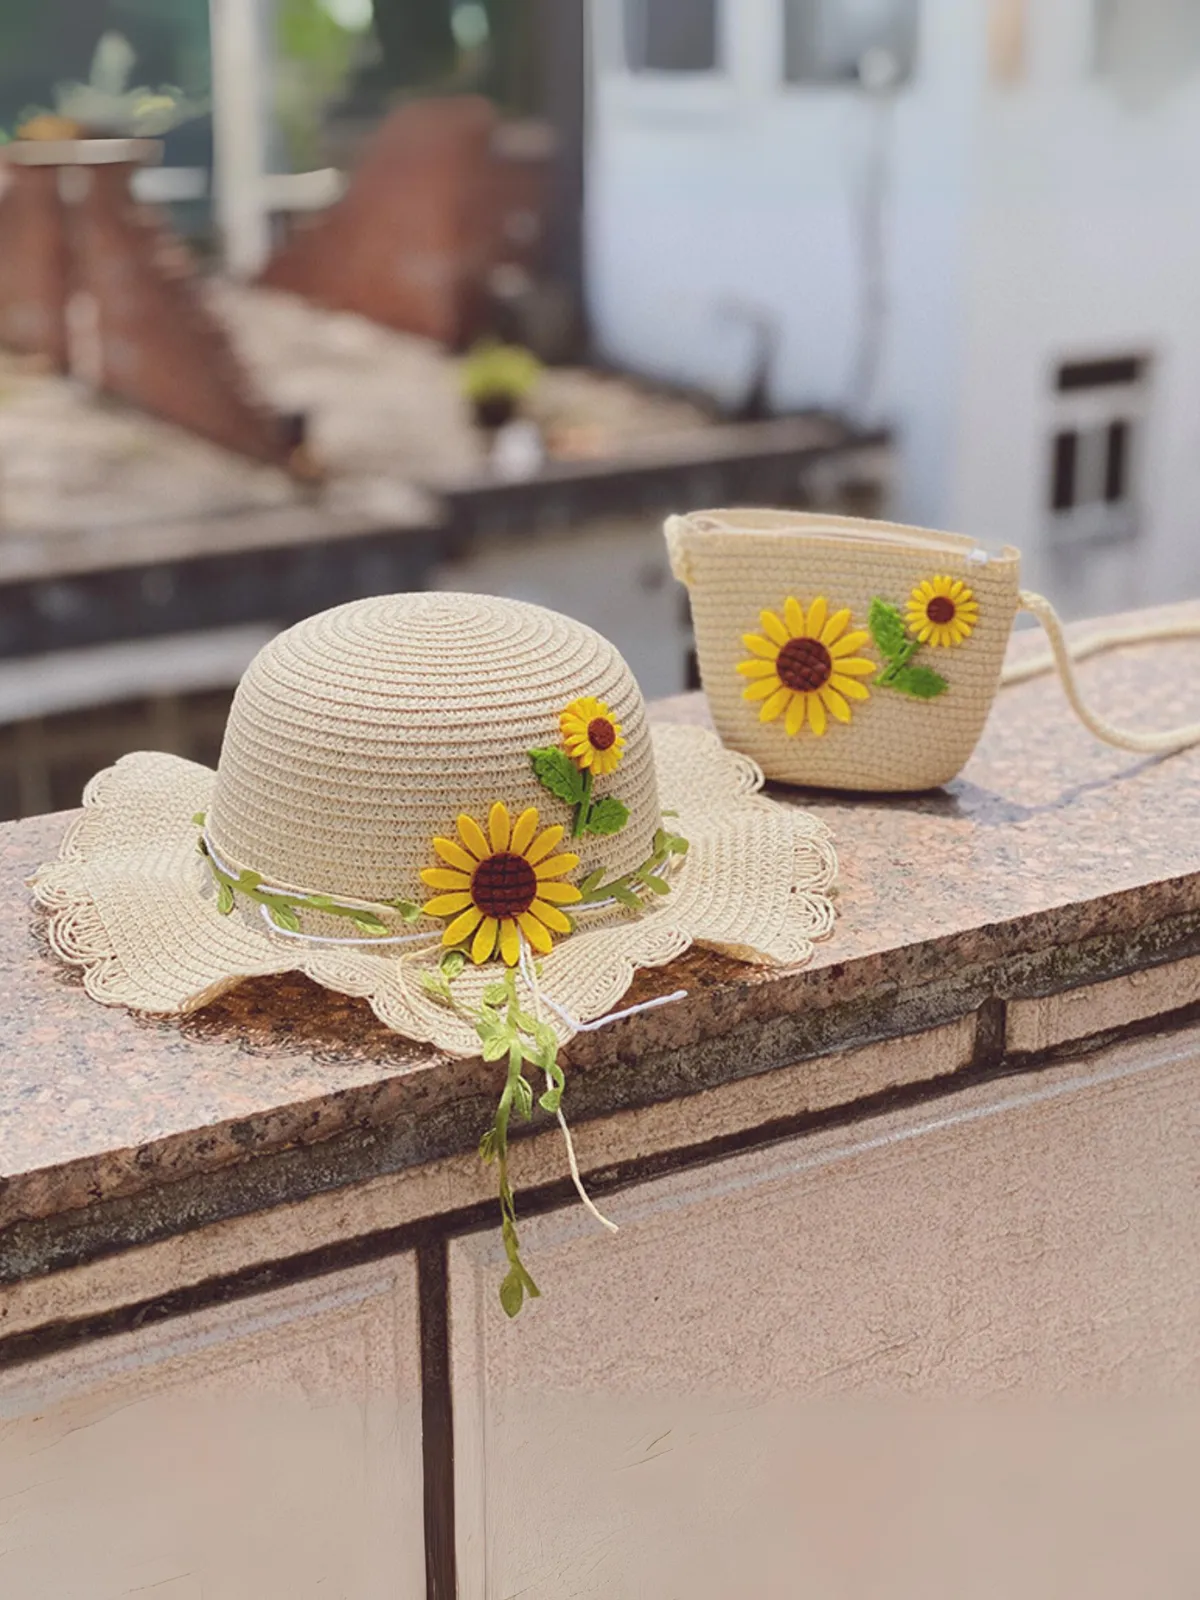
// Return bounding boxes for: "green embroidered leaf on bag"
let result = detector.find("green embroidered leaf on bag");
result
[481,1032,511,1062]
[352,913,391,937]
[891,664,949,700]
[539,1086,563,1114]
[584,797,630,836]
[612,883,642,910]
[216,881,235,916]
[529,747,585,805]
[578,867,607,894]
[421,970,452,1000]
[481,979,509,1006]
[192,811,207,828]
[267,903,301,933]
[640,874,671,895]
[479,1127,499,1163]
[869,597,908,660]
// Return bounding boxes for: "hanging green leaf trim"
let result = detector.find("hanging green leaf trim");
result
[528,748,631,839]
[576,826,689,910]
[869,599,949,701]
[194,817,422,935]
[424,963,575,1317]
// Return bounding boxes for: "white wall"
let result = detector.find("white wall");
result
[585,0,987,527]
[586,0,1200,618]
[949,0,1200,613]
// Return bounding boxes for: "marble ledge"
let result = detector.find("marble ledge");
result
[2,600,1200,1285]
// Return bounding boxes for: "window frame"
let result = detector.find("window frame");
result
[777,0,922,94]
[595,0,737,119]
[1044,351,1152,553]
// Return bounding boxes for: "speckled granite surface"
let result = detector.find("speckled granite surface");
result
[3,601,1200,1278]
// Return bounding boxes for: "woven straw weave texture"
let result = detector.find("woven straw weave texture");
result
[209,591,660,902]
[31,594,839,1057]
[667,509,1021,792]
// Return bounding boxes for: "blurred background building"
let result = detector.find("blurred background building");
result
[0,0,1197,817]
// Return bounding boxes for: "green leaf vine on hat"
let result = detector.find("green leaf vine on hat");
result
[193,814,422,934]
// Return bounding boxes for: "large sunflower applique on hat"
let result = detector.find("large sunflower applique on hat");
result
[32,592,837,1315]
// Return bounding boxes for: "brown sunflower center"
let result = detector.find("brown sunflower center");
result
[587,716,617,751]
[472,853,538,920]
[926,595,957,625]
[776,636,833,693]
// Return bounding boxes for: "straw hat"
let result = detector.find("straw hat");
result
[32,592,838,1058]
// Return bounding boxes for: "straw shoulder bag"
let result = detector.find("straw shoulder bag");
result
[667,509,1200,793]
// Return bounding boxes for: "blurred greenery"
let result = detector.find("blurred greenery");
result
[0,1,209,135]
[370,0,542,113]
[276,0,362,168]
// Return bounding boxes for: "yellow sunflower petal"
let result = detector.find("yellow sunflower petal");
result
[743,675,783,702]
[831,673,871,701]
[759,685,791,723]
[916,624,935,644]
[456,813,490,862]
[530,900,573,934]
[784,596,805,637]
[534,853,581,880]
[443,906,483,946]
[433,837,478,873]
[808,693,827,737]
[742,633,780,660]
[569,743,596,770]
[820,608,851,647]
[592,747,622,776]
[420,867,473,891]
[760,609,789,645]
[950,579,966,600]
[526,824,565,864]
[785,693,806,737]
[499,919,521,967]
[915,581,934,601]
[819,685,851,723]
[517,911,554,955]
[488,801,511,853]
[560,714,587,741]
[510,807,540,856]
[737,659,777,679]
[828,656,875,677]
[423,891,474,917]
[805,596,828,640]
[534,879,583,904]
[829,630,872,659]
[472,916,499,964]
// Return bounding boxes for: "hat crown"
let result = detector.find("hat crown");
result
[208,592,660,901]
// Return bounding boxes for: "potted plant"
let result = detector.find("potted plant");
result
[459,338,541,433]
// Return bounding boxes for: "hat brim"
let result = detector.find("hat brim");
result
[31,725,837,1057]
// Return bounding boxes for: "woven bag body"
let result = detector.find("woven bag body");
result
[668,510,1021,792]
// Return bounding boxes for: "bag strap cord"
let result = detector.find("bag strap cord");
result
[1006,590,1200,756]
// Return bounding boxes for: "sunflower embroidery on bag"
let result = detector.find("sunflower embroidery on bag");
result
[737,597,876,737]
[739,577,982,731]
